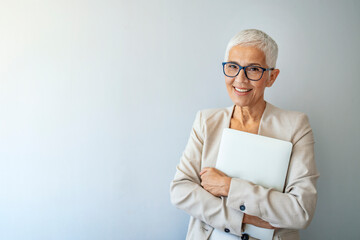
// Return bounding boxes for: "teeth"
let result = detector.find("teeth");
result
[235,87,251,93]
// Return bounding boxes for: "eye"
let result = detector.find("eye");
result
[247,66,261,72]
[227,63,239,69]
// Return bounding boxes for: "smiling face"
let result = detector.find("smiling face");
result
[225,45,279,109]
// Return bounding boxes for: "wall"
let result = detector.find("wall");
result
[0,0,359,239]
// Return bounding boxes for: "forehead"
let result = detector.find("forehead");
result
[228,45,266,65]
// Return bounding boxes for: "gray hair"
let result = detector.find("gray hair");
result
[224,29,278,68]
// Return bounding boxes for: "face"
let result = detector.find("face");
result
[225,45,280,108]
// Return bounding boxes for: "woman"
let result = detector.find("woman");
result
[170,29,319,240]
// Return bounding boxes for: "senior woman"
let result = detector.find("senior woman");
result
[170,29,319,240]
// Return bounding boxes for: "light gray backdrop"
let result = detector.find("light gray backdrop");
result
[0,0,359,239]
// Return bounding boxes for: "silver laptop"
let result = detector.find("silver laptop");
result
[212,128,293,240]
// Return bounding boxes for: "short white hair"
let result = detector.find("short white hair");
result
[224,29,278,68]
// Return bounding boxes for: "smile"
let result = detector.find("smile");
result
[234,87,252,93]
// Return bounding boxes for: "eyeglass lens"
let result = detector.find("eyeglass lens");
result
[223,63,264,81]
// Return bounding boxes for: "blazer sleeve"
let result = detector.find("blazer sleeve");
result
[170,111,244,236]
[226,113,319,229]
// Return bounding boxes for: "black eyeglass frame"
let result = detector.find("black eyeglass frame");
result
[222,62,275,81]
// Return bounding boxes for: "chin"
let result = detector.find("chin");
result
[231,98,252,108]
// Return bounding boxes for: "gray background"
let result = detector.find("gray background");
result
[0,0,359,239]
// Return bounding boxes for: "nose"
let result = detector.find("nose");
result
[234,68,248,83]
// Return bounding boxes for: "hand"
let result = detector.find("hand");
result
[243,214,278,229]
[199,167,231,197]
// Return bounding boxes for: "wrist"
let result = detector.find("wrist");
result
[222,176,231,196]
[243,213,249,224]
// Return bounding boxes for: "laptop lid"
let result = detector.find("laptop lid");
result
[216,128,293,192]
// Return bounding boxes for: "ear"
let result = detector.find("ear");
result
[266,69,280,87]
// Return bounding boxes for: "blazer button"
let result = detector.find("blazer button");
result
[224,228,230,233]
[241,233,249,240]
[240,204,246,211]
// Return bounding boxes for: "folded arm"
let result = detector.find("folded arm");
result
[199,167,276,229]
[170,111,244,235]
[226,114,319,229]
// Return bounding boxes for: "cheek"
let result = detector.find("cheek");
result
[252,81,267,90]
[225,77,234,86]
[262,75,272,87]
[226,82,235,95]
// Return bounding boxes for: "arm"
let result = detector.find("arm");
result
[170,111,244,235]
[199,167,276,229]
[226,113,319,229]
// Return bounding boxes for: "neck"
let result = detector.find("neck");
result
[232,100,266,125]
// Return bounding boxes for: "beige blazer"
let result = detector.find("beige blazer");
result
[170,102,319,240]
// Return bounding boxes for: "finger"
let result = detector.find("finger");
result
[269,224,278,229]
[215,168,225,175]
[199,168,210,176]
[211,168,226,176]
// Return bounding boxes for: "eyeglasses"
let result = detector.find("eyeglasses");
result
[222,62,274,81]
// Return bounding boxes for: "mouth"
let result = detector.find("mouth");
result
[234,87,252,93]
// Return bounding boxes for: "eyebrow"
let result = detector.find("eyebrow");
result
[227,61,261,66]
[247,63,261,66]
